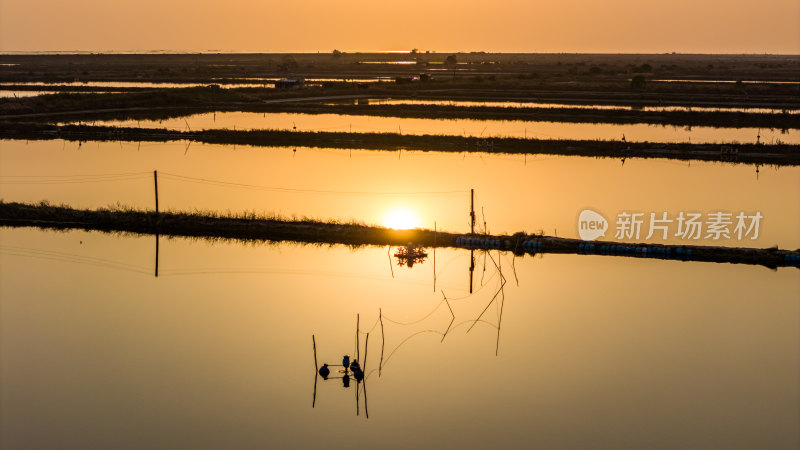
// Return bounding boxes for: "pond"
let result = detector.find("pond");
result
[1,226,797,449]
[363,98,800,115]
[69,111,798,144]
[2,139,798,249]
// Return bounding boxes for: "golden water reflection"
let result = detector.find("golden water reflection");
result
[0,227,797,448]
[73,111,798,144]
[2,140,798,248]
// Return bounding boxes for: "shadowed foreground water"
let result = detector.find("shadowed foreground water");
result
[1,227,797,449]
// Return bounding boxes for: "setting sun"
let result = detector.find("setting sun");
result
[384,208,420,230]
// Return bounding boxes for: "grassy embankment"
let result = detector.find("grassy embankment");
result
[1,201,798,269]
[2,121,796,165]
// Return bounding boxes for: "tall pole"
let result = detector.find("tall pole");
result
[470,189,475,235]
[154,170,159,214]
[433,221,436,292]
[355,314,360,362]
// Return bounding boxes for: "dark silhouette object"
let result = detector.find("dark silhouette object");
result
[350,359,361,372]
[342,374,350,388]
[394,244,428,267]
[318,363,330,379]
[343,355,350,371]
[631,74,647,89]
[353,368,364,382]
[445,54,458,66]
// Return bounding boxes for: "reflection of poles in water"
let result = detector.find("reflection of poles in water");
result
[468,251,507,334]
[312,335,318,407]
[355,314,360,361]
[355,372,359,416]
[433,221,437,292]
[441,292,455,343]
[154,233,159,278]
[379,309,385,376]
[466,251,508,355]
[362,372,369,418]
[362,333,369,376]
[312,335,318,372]
[387,247,394,278]
[469,249,475,293]
[355,333,368,417]
[362,333,369,418]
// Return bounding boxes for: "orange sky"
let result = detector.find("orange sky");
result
[1,0,798,53]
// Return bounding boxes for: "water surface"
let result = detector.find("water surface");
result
[1,227,797,449]
[72,111,797,144]
[365,98,800,115]
[2,139,798,248]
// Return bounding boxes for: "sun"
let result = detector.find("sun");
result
[384,208,420,230]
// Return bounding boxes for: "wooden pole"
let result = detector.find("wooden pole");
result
[364,333,369,372]
[470,189,475,234]
[433,221,437,292]
[363,374,369,419]
[355,372,360,416]
[312,335,318,371]
[379,309,384,376]
[154,170,159,214]
[355,314,360,362]
[469,249,475,294]
[155,233,159,278]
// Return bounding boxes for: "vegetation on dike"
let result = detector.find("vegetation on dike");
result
[1,122,797,165]
[246,103,800,130]
[1,201,798,269]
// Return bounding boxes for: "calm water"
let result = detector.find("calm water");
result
[0,91,66,98]
[2,139,798,248]
[0,78,391,93]
[0,81,269,89]
[654,79,800,85]
[365,98,800,115]
[1,227,798,449]
[75,111,797,144]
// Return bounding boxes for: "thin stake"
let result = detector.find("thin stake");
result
[153,170,159,214]
[469,249,475,294]
[496,252,506,355]
[363,375,369,419]
[364,333,369,372]
[355,373,360,416]
[356,314,360,361]
[468,276,506,333]
[379,309,385,376]
[387,247,394,278]
[155,233,159,278]
[441,292,455,342]
[470,189,475,234]
[312,335,318,371]
[433,221,437,292]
